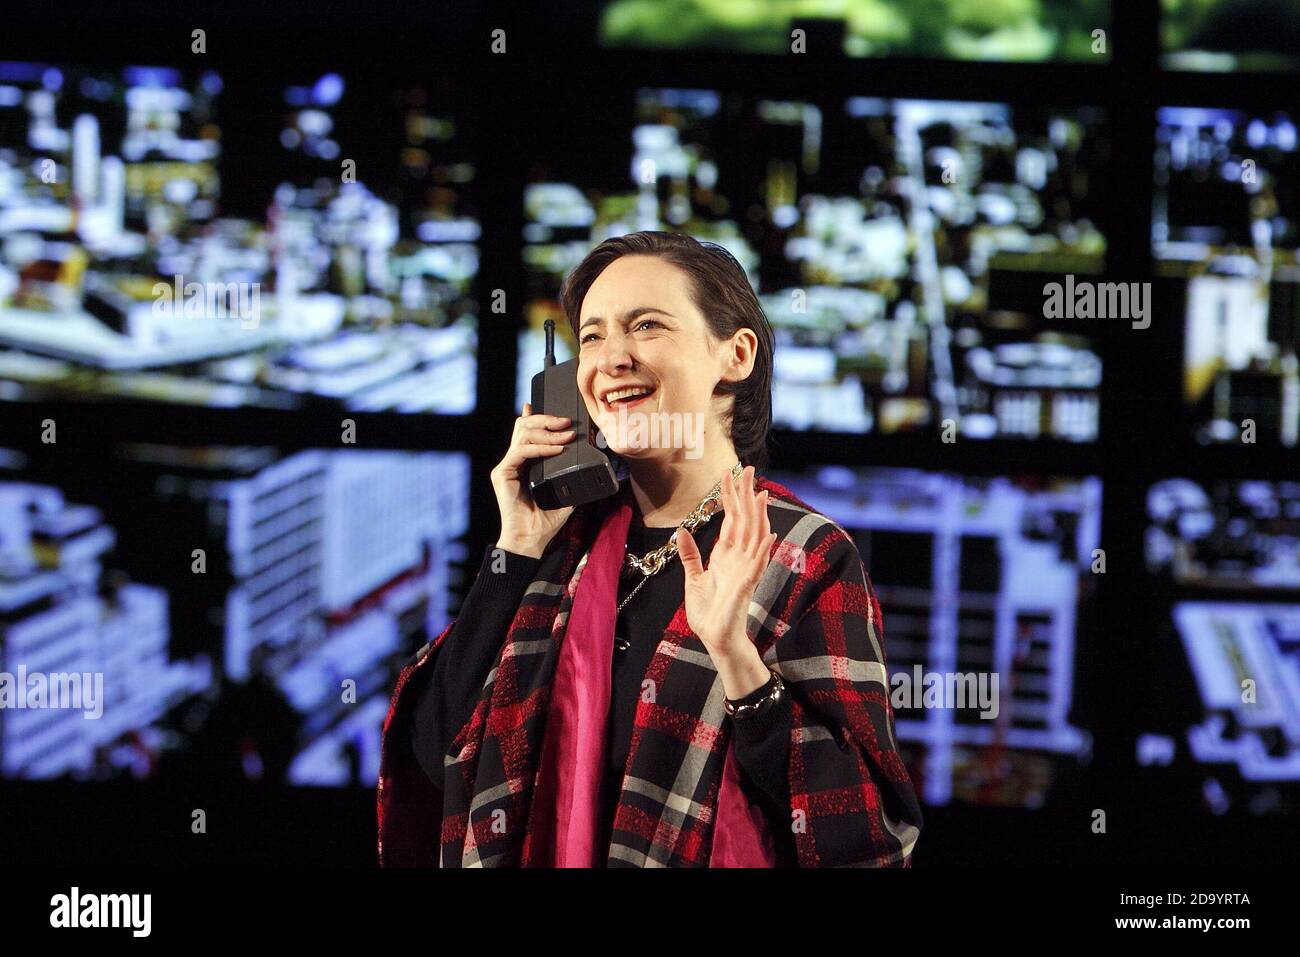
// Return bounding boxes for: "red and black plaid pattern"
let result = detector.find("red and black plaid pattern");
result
[377,476,923,867]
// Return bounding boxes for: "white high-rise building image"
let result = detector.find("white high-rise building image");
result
[100,155,125,237]
[0,483,204,780]
[71,113,100,208]
[771,467,1100,808]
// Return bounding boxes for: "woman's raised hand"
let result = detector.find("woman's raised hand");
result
[676,465,777,654]
[490,401,577,559]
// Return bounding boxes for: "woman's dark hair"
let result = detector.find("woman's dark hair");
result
[558,230,775,469]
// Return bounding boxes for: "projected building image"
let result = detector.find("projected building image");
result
[1154,106,1300,446]
[0,446,469,787]
[766,465,1101,808]
[1147,478,1300,589]
[1144,478,1300,792]
[520,89,1107,442]
[0,62,478,412]
[1171,602,1300,783]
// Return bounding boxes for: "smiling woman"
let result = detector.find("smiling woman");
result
[377,230,923,867]
[564,232,774,477]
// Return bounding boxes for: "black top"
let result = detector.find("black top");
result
[406,506,795,862]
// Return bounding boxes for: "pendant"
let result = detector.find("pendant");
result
[614,636,630,653]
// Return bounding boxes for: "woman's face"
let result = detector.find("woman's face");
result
[575,254,754,462]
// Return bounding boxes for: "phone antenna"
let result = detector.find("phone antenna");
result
[543,319,556,368]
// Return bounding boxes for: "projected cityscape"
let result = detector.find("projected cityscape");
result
[0,62,478,412]
[520,88,1108,442]
[1142,478,1300,805]
[1154,106,1300,446]
[0,446,469,786]
[767,465,1101,808]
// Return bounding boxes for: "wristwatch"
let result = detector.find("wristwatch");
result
[723,669,784,719]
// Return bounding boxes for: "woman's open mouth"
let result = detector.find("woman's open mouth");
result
[600,384,657,413]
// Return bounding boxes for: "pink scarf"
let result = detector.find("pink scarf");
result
[526,490,777,867]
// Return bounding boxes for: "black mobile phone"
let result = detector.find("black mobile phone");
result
[525,319,620,509]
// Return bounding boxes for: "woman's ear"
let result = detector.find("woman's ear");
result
[719,328,758,384]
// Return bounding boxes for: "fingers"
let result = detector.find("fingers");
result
[500,401,575,471]
[521,426,576,446]
[518,400,570,426]
[752,488,770,555]
[519,441,571,458]
[677,527,703,580]
[515,402,572,436]
[718,463,736,548]
[501,439,570,470]
[745,482,774,575]
[720,465,766,552]
[499,436,573,473]
[689,466,776,594]
[740,467,758,550]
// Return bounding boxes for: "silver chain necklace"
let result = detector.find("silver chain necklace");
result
[616,461,744,616]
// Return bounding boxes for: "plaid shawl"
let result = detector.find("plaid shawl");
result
[377,475,923,867]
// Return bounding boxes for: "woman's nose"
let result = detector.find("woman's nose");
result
[594,329,636,375]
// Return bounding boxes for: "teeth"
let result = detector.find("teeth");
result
[605,386,653,403]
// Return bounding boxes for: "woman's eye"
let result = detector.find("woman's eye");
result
[580,320,659,343]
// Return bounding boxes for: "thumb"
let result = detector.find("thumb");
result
[676,527,704,580]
